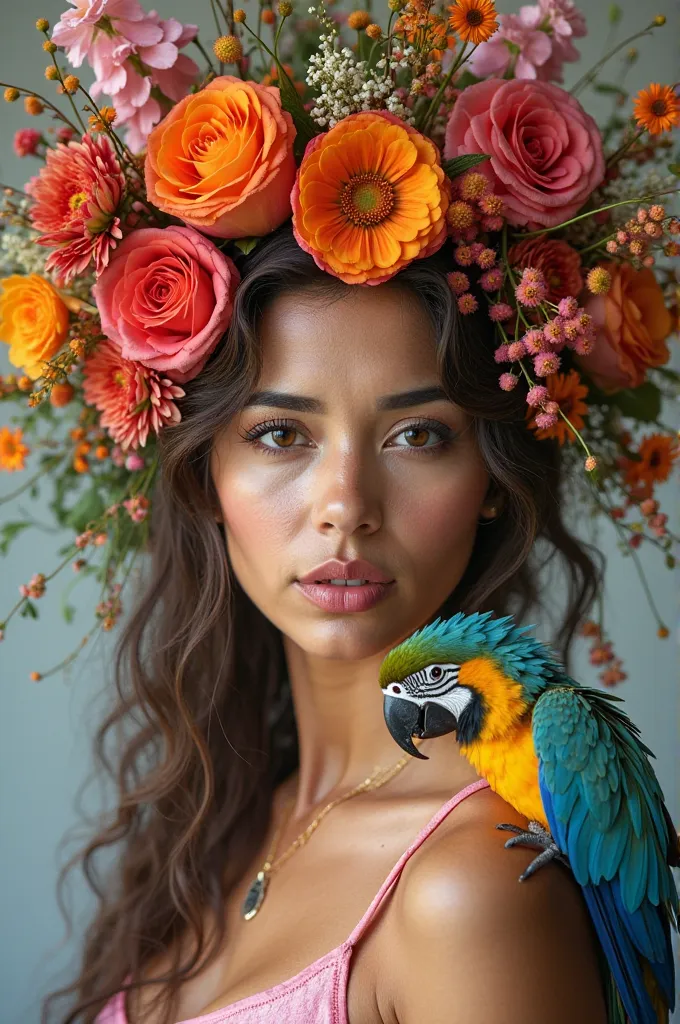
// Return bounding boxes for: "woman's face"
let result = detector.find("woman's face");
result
[210,284,492,661]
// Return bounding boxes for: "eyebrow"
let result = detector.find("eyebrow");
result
[243,385,451,413]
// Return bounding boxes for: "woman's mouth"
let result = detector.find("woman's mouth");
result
[293,579,396,612]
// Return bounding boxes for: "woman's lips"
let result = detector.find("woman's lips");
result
[293,580,396,613]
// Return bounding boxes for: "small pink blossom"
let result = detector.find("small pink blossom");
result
[494,343,510,362]
[454,245,474,266]
[457,293,478,314]
[489,302,513,322]
[480,268,504,291]
[573,333,595,355]
[522,328,545,354]
[507,340,526,361]
[516,277,547,307]
[534,410,558,428]
[481,215,504,232]
[467,11,552,80]
[447,271,470,295]
[499,372,519,391]
[125,452,145,470]
[534,351,561,376]
[13,128,41,157]
[75,529,94,549]
[557,296,579,318]
[476,247,497,269]
[123,494,150,522]
[543,320,565,347]
[526,384,549,407]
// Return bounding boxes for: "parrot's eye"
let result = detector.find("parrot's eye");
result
[392,684,402,693]
[430,666,442,679]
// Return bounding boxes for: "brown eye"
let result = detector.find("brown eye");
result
[430,666,442,680]
[270,428,297,448]
[403,427,430,448]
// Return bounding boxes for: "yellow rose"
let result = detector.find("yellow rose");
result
[0,274,69,378]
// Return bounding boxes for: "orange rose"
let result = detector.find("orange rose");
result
[144,76,297,239]
[576,263,672,393]
[0,274,69,379]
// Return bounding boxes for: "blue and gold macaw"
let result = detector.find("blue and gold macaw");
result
[379,610,679,1024]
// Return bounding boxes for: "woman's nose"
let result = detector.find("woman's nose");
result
[308,443,383,537]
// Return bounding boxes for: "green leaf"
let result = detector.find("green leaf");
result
[0,520,32,556]
[594,83,628,98]
[441,154,490,179]
[65,486,105,534]
[273,63,321,162]
[607,382,662,423]
[20,600,38,620]
[233,237,260,256]
[668,162,680,177]
[608,4,622,24]
[62,603,76,624]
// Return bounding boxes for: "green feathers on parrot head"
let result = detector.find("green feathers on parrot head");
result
[378,610,566,758]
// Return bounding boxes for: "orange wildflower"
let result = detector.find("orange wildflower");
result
[527,369,589,445]
[624,434,678,493]
[633,84,680,135]
[448,0,498,44]
[0,425,30,471]
[292,111,450,285]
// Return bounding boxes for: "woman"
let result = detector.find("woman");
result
[46,224,608,1023]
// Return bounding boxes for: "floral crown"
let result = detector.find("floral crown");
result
[0,0,678,684]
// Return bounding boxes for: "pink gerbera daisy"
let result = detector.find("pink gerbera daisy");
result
[27,133,125,283]
[82,340,185,450]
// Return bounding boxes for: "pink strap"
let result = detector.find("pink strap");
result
[346,777,490,948]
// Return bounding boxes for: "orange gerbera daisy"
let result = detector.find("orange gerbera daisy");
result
[448,0,498,44]
[0,425,30,471]
[291,111,450,285]
[624,433,678,492]
[633,84,680,135]
[527,369,589,445]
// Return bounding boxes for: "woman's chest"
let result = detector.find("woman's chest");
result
[132,799,443,1024]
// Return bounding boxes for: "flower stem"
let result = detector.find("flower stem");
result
[0,82,79,134]
[519,189,680,239]
[569,24,655,98]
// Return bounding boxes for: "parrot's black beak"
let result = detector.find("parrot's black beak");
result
[420,701,459,740]
[383,694,429,759]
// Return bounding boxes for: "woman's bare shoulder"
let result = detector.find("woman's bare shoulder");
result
[382,787,608,1024]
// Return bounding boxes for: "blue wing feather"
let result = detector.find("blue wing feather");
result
[533,687,678,1023]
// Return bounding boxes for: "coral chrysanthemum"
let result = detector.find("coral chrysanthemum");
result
[27,134,125,284]
[292,111,450,285]
[82,341,185,451]
[526,369,588,445]
[633,84,680,136]
[0,425,29,471]
[448,0,498,44]
[623,434,678,493]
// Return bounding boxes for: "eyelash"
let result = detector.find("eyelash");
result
[237,417,456,458]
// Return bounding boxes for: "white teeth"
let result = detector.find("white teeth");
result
[316,578,370,586]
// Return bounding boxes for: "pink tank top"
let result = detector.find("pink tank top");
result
[98,777,490,1024]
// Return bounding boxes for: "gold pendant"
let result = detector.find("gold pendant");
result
[242,870,268,921]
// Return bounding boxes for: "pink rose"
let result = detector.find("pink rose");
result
[444,79,604,229]
[93,225,239,384]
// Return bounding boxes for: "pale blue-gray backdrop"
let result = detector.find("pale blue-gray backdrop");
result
[1,0,679,1020]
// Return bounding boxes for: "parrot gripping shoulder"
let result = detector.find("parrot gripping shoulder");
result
[495,821,571,882]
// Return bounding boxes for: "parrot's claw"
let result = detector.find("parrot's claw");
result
[495,821,571,882]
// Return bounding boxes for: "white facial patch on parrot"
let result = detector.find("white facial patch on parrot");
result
[384,663,474,719]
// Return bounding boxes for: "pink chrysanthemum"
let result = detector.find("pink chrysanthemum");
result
[573,333,595,355]
[499,372,519,391]
[557,296,578,318]
[476,247,497,269]
[543,319,565,347]
[82,340,185,450]
[454,245,474,266]
[27,133,125,283]
[480,268,503,291]
[507,340,526,361]
[447,271,470,295]
[457,292,478,314]
[534,411,558,429]
[515,278,547,307]
[481,215,504,232]
[526,384,549,407]
[533,351,561,376]
[522,328,545,355]
[494,343,510,363]
[489,302,513,322]
[14,128,41,157]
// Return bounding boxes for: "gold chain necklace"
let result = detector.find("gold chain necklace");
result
[241,746,418,920]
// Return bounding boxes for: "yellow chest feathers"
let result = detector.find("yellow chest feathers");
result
[456,657,548,828]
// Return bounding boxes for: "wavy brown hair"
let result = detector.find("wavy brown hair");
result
[43,222,603,1023]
